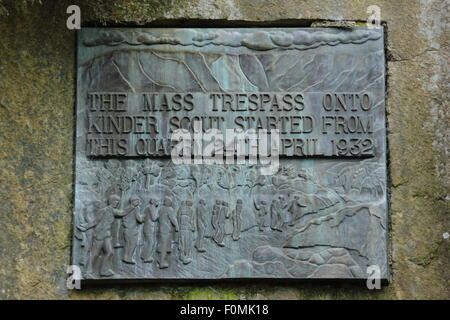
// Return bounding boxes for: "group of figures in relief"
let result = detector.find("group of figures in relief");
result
[76,192,305,277]
[75,158,384,278]
[77,193,243,275]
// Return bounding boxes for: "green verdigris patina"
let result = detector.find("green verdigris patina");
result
[73,27,388,280]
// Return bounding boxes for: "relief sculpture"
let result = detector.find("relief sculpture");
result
[74,159,387,279]
[73,27,388,280]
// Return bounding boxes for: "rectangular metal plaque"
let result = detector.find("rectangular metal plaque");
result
[73,27,388,280]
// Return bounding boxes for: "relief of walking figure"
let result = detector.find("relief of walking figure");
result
[254,200,269,231]
[122,196,143,264]
[78,194,137,277]
[287,195,307,226]
[270,195,286,231]
[178,200,196,264]
[156,197,179,269]
[231,199,242,241]
[140,198,159,263]
[195,199,208,252]
[213,200,229,246]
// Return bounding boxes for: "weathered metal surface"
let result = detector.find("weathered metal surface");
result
[73,28,388,280]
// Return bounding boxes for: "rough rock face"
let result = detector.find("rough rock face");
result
[0,0,448,299]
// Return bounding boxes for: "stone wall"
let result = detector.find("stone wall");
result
[0,0,448,299]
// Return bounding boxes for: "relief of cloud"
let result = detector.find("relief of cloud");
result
[84,29,381,51]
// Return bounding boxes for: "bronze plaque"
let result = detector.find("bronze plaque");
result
[73,28,388,280]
